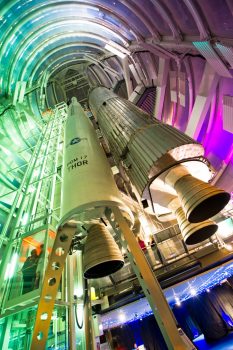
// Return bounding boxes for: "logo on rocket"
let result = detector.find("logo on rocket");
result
[66,137,87,148]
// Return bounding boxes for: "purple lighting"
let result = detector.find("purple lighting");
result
[201,80,233,169]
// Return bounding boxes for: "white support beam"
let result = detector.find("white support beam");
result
[169,70,178,103]
[133,59,148,86]
[85,54,122,78]
[67,255,76,350]
[84,280,95,350]
[122,56,133,97]
[153,57,170,120]
[128,84,146,104]
[13,82,21,106]
[185,63,220,139]
[179,72,186,107]
[18,81,26,103]
[140,52,158,86]
[129,63,143,85]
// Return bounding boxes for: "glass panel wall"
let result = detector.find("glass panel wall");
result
[0,305,68,350]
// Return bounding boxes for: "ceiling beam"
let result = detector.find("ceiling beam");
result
[185,62,219,139]
[153,57,170,121]
[182,0,210,41]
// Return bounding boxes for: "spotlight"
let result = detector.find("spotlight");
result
[190,288,197,296]
[175,296,181,306]
[119,313,126,322]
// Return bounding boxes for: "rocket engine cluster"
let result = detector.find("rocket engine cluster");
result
[89,87,230,245]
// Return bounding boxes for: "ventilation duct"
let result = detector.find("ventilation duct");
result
[193,41,232,78]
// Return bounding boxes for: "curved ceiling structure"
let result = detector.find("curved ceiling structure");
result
[0,2,233,349]
[0,0,233,95]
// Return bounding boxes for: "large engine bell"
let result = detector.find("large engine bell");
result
[83,223,124,279]
[166,165,230,223]
[175,206,218,245]
[169,198,218,245]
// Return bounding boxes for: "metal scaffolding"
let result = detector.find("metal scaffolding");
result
[0,102,70,350]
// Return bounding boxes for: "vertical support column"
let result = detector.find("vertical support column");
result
[31,225,75,350]
[185,62,219,139]
[23,310,36,350]
[67,255,76,350]
[0,315,12,349]
[84,279,95,350]
[74,250,86,350]
[154,57,170,120]
[105,329,114,349]
[108,207,187,350]
[122,57,133,97]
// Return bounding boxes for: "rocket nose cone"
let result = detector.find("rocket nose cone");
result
[71,97,78,104]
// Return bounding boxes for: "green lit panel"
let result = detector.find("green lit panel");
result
[0,305,68,349]
[0,103,40,234]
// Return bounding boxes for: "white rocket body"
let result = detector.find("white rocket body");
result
[59,98,130,226]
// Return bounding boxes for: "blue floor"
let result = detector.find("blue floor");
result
[193,332,233,349]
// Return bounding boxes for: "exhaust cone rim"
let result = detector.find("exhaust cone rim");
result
[187,192,230,223]
[84,260,124,279]
[185,223,218,245]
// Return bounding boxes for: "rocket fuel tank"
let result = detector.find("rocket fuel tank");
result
[59,98,131,227]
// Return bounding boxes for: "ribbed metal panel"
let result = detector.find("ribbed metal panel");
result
[193,41,232,78]
[96,98,152,164]
[215,43,233,69]
[223,95,233,134]
[89,87,204,197]
[83,223,124,279]
[88,87,116,117]
[127,123,203,195]
[137,88,157,115]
